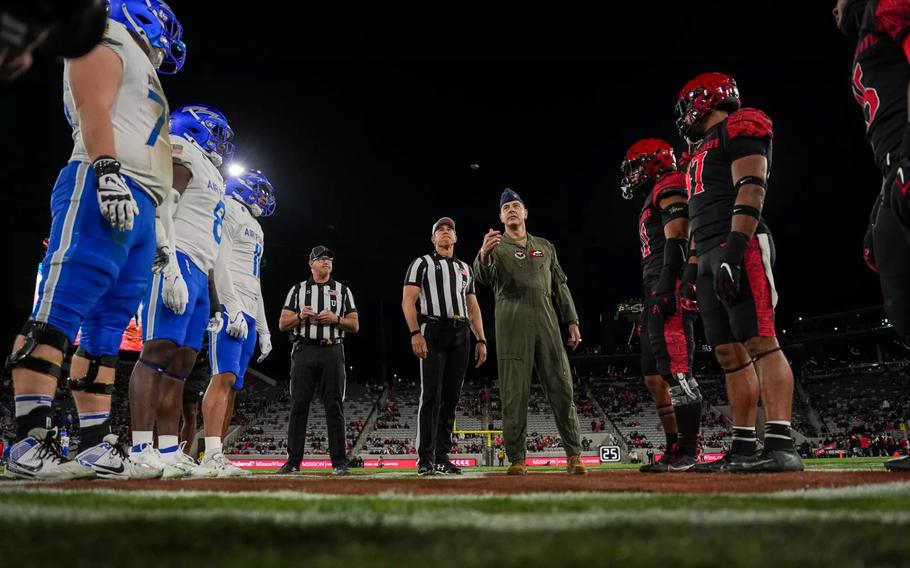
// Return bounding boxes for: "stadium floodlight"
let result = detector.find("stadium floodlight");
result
[227,163,245,177]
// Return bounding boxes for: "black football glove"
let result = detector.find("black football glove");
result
[888,160,910,229]
[649,277,677,319]
[714,231,749,304]
[679,262,699,313]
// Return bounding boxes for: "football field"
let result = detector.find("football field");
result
[2,458,908,567]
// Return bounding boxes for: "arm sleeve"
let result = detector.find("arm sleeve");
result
[550,243,579,324]
[403,257,425,286]
[343,286,357,314]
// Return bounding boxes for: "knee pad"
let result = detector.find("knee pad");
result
[69,347,117,395]
[4,320,70,380]
[667,373,702,407]
[750,347,782,364]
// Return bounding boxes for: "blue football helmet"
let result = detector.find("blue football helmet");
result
[108,0,186,74]
[226,169,276,218]
[170,104,235,167]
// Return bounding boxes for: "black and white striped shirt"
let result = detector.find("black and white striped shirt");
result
[404,251,475,319]
[283,278,356,341]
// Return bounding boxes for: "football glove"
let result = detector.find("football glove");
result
[714,231,749,305]
[257,332,272,363]
[679,262,699,313]
[226,307,248,340]
[93,157,139,232]
[161,258,188,315]
[888,161,910,229]
[206,311,224,334]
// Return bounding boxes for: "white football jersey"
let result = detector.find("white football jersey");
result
[171,136,225,273]
[64,20,172,205]
[222,198,264,315]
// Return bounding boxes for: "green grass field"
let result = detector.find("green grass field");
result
[1,457,907,567]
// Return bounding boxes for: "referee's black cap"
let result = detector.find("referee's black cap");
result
[309,245,335,261]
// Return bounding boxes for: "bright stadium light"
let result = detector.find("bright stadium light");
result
[227,163,245,177]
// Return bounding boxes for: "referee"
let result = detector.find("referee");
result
[402,217,487,476]
[277,245,359,475]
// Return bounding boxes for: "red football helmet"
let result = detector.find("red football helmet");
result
[675,72,741,142]
[620,138,677,199]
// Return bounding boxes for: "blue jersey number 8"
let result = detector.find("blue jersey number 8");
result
[253,243,262,278]
[212,201,226,244]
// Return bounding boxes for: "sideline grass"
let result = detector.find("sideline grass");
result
[2,481,909,567]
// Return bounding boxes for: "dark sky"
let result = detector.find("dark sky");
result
[3,2,884,383]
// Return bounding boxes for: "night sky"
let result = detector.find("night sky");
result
[3,2,884,383]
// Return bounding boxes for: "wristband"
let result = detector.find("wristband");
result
[732,204,761,220]
[336,313,342,325]
[477,339,487,345]
[410,330,421,337]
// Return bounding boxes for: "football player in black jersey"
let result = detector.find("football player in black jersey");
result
[834,0,910,471]
[675,72,803,473]
[621,139,702,472]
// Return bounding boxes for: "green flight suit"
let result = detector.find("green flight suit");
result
[473,232,582,461]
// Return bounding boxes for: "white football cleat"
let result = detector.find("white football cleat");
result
[5,428,94,481]
[161,441,206,478]
[200,451,251,477]
[76,435,163,480]
[127,442,170,479]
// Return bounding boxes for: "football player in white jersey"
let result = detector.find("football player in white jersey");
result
[197,170,275,477]
[128,104,235,478]
[3,0,186,481]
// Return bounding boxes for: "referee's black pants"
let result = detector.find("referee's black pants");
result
[286,343,347,468]
[417,324,470,465]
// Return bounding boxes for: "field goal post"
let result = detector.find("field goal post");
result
[453,418,503,467]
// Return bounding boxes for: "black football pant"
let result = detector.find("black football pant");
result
[286,343,347,468]
[872,189,910,342]
[417,323,470,465]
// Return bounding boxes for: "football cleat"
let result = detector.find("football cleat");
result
[5,428,94,481]
[200,451,251,477]
[728,448,804,474]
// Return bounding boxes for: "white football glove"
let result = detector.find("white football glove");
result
[206,311,224,334]
[256,332,272,363]
[161,258,188,315]
[226,308,248,340]
[152,217,171,274]
[93,157,139,232]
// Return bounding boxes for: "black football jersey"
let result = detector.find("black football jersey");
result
[638,171,688,288]
[685,108,772,256]
[853,0,910,173]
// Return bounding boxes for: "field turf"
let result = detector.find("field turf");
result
[1,457,907,567]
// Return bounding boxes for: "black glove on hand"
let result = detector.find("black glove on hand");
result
[714,231,749,304]
[679,262,699,313]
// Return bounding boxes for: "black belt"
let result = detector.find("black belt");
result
[296,338,343,347]
[419,315,470,328]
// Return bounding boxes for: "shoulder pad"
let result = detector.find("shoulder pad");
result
[652,172,688,208]
[726,107,773,140]
[875,0,910,43]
